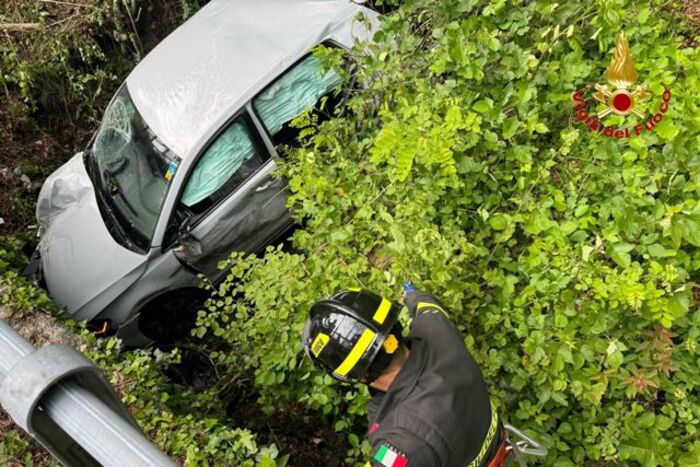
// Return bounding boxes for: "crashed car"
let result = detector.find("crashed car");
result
[31,0,378,345]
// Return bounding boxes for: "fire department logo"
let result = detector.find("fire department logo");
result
[593,31,650,118]
[572,31,672,138]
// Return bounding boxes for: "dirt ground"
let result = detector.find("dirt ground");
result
[226,386,351,467]
[684,0,700,27]
[164,347,353,466]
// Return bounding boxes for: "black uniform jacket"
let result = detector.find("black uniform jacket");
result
[366,292,495,467]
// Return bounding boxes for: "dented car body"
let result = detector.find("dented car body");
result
[33,0,377,345]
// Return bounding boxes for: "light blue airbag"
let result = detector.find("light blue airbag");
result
[254,55,341,136]
[182,123,255,206]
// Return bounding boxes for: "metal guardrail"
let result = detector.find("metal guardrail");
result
[0,319,176,467]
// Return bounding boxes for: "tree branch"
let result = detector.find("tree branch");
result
[0,23,42,32]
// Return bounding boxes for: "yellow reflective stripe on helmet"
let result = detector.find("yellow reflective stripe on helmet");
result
[416,301,447,316]
[335,329,376,377]
[372,298,392,324]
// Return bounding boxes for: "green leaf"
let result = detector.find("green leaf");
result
[620,433,666,467]
[637,8,650,24]
[533,122,549,133]
[489,214,509,231]
[672,214,700,246]
[473,99,492,113]
[677,443,700,466]
[669,293,690,318]
[655,119,679,141]
[607,349,624,368]
[607,242,634,268]
[502,118,519,138]
[646,243,674,258]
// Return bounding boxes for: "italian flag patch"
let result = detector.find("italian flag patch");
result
[374,443,408,467]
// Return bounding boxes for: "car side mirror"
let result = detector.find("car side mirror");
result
[178,232,202,257]
[176,217,202,257]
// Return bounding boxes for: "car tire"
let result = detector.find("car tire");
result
[137,288,208,344]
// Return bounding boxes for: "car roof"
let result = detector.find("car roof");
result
[126,0,374,158]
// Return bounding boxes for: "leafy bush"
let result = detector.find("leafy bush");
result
[196,0,700,465]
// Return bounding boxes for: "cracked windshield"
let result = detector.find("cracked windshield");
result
[92,86,178,249]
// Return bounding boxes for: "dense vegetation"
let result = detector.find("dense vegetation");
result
[2,0,700,466]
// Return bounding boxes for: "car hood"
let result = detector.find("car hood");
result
[37,153,149,320]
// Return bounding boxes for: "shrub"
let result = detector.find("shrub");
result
[196,0,700,465]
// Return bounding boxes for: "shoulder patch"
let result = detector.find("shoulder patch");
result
[374,442,409,467]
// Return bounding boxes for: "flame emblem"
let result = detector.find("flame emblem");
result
[593,31,650,118]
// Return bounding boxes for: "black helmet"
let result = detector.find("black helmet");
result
[302,289,403,383]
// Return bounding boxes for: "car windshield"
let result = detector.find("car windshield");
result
[91,86,179,251]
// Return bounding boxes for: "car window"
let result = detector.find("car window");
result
[181,116,266,214]
[253,54,343,149]
[90,86,179,252]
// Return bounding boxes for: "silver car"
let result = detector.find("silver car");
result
[32,0,377,346]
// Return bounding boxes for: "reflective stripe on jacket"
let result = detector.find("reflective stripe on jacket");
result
[366,292,497,467]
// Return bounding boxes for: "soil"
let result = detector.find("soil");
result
[159,344,353,466]
[226,387,352,467]
[684,0,700,28]
[680,0,700,47]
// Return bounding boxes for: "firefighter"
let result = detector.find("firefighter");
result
[301,287,508,467]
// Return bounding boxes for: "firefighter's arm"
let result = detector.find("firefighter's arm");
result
[403,290,463,343]
[366,429,441,467]
[403,290,448,319]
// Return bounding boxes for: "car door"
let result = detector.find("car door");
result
[172,111,290,281]
[172,51,345,281]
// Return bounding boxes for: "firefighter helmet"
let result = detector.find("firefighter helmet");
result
[302,289,403,383]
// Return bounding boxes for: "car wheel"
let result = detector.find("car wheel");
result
[138,289,207,344]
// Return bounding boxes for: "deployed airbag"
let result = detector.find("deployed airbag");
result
[181,122,256,206]
[254,55,342,137]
